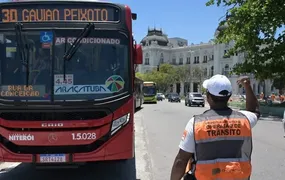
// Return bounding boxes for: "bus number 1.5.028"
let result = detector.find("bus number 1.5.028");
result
[71,133,97,140]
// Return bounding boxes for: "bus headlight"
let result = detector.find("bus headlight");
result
[111,113,130,135]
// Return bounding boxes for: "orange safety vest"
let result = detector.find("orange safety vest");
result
[193,109,252,180]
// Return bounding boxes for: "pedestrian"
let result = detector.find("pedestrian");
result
[170,74,260,180]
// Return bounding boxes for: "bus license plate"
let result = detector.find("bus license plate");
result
[39,154,66,163]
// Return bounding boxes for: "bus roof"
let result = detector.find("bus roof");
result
[143,81,155,84]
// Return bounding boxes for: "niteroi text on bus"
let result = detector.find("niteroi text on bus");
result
[1,7,116,22]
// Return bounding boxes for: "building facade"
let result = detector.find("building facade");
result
[138,28,274,96]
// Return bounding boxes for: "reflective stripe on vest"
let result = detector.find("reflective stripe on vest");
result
[193,109,252,180]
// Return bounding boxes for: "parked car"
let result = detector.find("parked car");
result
[185,92,205,107]
[168,93,181,102]
[156,93,164,101]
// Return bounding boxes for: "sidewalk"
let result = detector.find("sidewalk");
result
[229,105,283,121]
[180,100,282,121]
[259,115,282,121]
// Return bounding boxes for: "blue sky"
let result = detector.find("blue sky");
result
[0,0,228,44]
[111,0,228,44]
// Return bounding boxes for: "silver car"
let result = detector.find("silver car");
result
[185,92,205,107]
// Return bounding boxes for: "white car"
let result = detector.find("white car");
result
[156,93,165,101]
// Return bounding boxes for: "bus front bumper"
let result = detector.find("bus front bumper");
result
[0,123,134,163]
[144,96,156,102]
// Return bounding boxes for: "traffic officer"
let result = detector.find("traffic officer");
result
[170,75,260,180]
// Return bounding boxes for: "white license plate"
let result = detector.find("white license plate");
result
[39,154,66,163]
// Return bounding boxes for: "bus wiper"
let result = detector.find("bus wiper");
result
[15,23,29,86]
[63,23,95,80]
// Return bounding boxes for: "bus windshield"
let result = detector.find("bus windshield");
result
[143,86,156,96]
[53,30,129,101]
[0,30,130,101]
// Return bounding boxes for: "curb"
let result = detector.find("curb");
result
[0,162,21,171]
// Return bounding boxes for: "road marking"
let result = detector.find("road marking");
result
[135,110,154,180]
[0,162,21,173]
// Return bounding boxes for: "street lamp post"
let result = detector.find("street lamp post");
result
[156,50,161,71]
[187,50,194,92]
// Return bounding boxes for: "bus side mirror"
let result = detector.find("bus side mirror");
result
[134,44,142,64]
[132,13,137,20]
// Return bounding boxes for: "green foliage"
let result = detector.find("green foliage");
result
[136,64,192,93]
[135,72,146,81]
[176,65,191,83]
[272,75,285,93]
[201,87,206,94]
[191,67,204,81]
[206,0,285,79]
[273,76,285,90]
[190,67,205,92]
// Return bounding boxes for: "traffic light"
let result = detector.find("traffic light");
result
[157,65,160,71]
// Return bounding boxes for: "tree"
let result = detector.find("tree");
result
[159,64,178,85]
[187,66,204,91]
[135,64,177,93]
[201,87,207,94]
[207,0,285,79]
[135,72,146,81]
[192,66,204,80]
[150,71,170,92]
[190,67,204,92]
[272,75,285,94]
[176,65,191,84]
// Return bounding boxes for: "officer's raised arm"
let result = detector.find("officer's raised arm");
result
[237,76,260,118]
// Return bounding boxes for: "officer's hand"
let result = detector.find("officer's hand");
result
[237,76,251,87]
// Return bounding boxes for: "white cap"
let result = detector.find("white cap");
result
[202,74,232,97]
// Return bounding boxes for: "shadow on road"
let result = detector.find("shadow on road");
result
[0,158,139,180]
[135,106,144,113]
[143,102,157,104]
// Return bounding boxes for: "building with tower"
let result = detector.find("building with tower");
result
[138,28,275,96]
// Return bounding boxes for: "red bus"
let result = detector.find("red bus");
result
[0,0,142,164]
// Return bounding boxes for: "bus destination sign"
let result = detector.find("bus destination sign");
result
[144,83,155,87]
[0,4,120,23]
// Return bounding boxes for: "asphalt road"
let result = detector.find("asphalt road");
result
[140,100,285,180]
[0,100,285,180]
